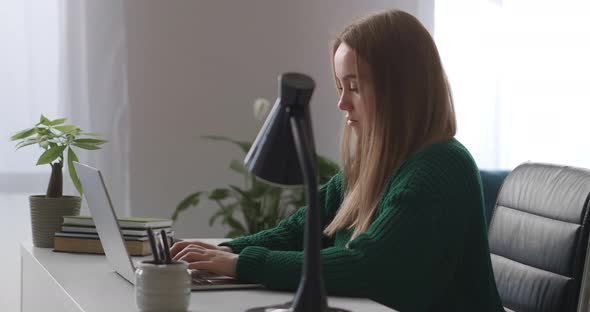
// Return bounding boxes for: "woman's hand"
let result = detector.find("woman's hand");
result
[170,240,233,257]
[170,240,237,277]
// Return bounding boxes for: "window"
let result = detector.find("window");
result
[0,0,61,192]
[435,0,590,169]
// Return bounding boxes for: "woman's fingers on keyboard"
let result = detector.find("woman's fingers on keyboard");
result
[170,241,190,257]
[172,245,206,261]
[170,240,204,257]
[170,240,225,258]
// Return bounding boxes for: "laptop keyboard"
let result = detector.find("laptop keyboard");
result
[192,276,215,285]
[191,270,236,285]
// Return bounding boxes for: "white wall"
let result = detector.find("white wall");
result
[124,0,430,238]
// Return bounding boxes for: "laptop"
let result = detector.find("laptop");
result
[73,162,261,290]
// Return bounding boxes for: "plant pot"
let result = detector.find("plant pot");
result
[29,195,81,248]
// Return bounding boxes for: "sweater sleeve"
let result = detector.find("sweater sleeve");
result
[234,188,466,311]
[218,172,344,253]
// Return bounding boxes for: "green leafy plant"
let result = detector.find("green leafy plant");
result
[10,115,107,197]
[172,99,340,238]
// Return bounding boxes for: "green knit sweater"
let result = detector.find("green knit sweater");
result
[220,138,504,311]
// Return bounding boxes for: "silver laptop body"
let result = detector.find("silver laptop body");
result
[74,162,261,290]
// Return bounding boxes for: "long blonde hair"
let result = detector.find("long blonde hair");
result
[324,10,457,239]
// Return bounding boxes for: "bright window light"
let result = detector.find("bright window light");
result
[435,0,590,169]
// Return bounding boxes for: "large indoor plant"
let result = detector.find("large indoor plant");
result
[172,99,340,238]
[10,115,107,247]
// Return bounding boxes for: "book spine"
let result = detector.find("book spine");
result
[53,237,151,256]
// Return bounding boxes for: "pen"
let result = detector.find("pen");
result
[147,228,161,264]
[160,230,172,264]
[157,238,166,264]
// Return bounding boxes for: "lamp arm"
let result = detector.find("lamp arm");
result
[289,115,327,312]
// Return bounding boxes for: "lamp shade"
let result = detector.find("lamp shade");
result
[244,72,316,186]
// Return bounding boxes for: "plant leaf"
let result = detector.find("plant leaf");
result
[208,188,230,200]
[81,132,102,137]
[226,229,246,238]
[10,128,36,141]
[251,179,272,198]
[35,127,51,137]
[228,184,247,197]
[36,145,66,165]
[172,192,202,221]
[67,147,83,196]
[208,210,225,226]
[15,137,41,149]
[49,118,67,126]
[72,143,101,150]
[229,185,260,212]
[222,202,239,213]
[38,115,51,126]
[202,135,252,154]
[284,190,306,210]
[229,159,247,175]
[237,195,260,217]
[225,216,246,233]
[317,155,340,185]
[74,138,107,145]
[263,188,281,218]
[54,125,78,134]
[47,138,64,144]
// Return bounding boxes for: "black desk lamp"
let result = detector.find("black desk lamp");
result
[244,73,349,312]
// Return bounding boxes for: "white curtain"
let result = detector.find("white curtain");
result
[60,0,130,216]
[0,0,61,192]
[435,0,590,170]
[0,1,61,309]
[1,1,129,310]
[0,0,130,214]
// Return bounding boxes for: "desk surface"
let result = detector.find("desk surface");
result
[20,239,394,312]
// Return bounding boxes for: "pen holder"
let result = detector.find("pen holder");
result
[135,260,191,312]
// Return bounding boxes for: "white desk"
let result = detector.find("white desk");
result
[20,240,394,312]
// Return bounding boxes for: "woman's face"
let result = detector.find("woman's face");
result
[333,43,372,135]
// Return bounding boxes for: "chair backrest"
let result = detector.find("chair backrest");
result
[480,170,511,226]
[488,163,590,312]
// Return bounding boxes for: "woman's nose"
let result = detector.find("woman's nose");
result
[338,94,353,112]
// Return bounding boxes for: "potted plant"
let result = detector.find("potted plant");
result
[10,115,107,247]
[172,99,340,238]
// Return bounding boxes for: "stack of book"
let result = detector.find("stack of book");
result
[54,216,174,256]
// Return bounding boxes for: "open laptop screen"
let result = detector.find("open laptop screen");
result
[73,162,137,284]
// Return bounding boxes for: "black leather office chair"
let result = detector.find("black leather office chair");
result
[488,163,590,312]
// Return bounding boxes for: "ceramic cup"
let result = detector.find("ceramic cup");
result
[135,260,191,312]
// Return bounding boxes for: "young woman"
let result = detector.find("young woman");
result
[171,9,504,311]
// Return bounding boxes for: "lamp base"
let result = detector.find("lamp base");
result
[246,301,351,312]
